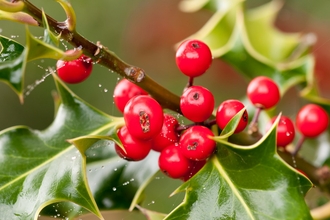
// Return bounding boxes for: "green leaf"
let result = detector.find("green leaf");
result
[165,116,313,219]
[41,10,61,47]
[0,74,124,220]
[25,26,81,62]
[0,0,25,12]
[0,35,26,102]
[56,0,77,31]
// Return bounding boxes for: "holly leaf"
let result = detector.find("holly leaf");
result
[0,35,26,102]
[41,10,61,47]
[165,116,313,220]
[0,74,126,220]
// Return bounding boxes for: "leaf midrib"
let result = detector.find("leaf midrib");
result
[212,156,255,220]
[0,122,114,192]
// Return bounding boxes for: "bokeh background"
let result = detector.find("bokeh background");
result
[1,0,330,131]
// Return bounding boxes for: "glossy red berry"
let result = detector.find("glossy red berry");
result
[151,114,179,152]
[124,95,163,140]
[181,160,207,182]
[113,79,148,113]
[267,116,295,148]
[56,50,93,84]
[180,86,214,122]
[176,39,212,77]
[296,104,329,138]
[247,76,280,109]
[216,99,248,133]
[115,126,152,161]
[179,126,216,161]
[158,143,193,179]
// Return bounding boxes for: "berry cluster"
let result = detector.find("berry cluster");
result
[55,40,329,180]
[112,39,328,180]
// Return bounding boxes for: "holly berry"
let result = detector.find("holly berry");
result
[179,126,216,161]
[175,39,212,77]
[115,126,152,161]
[247,76,280,109]
[216,99,248,133]
[113,79,148,113]
[158,143,193,179]
[267,116,295,148]
[296,104,329,138]
[56,50,93,84]
[152,114,179,152]
[181,160,206,182]
[180,85,214,122]
[124,95,163,140]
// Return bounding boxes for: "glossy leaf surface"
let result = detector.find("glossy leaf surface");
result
[0,75,124,220]
[165,116,313,219]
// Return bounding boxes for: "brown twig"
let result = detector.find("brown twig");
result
[21,0,181,113]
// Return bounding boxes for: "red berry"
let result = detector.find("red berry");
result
[176,39,212,77]
[115,126,152,161]
[216,99,248,133]
[296,104,329,138]
[56,50,93,84]
[180,86,214,122]
[113,79,148,113]
[124,95,163,140]
[179,126,216,161]
[247,76,280,109]
[181,160,207,182]
[152,114,179,152]
[267,116,295,148]
[158,143,193,179]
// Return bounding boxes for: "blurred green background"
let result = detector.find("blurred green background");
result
[0,0,330,131]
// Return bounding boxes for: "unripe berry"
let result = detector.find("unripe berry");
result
[115,126,152,161]
[216,99,248,133]
[296,104,329,138]
[158,143,193,179]
[179,126,216,161]
[152,114,179,152]
[113,79,148,113]
[176,39,212,77]
[180,86,214,122]
[56,50,93,84]
[124,95,164,140]
[247,76,280,109]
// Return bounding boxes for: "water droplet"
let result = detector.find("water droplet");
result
[104,88,108,92]
[112,187,117,191]
[71,156,76,160]
[98,84,102,87]
[114,168,117,171]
